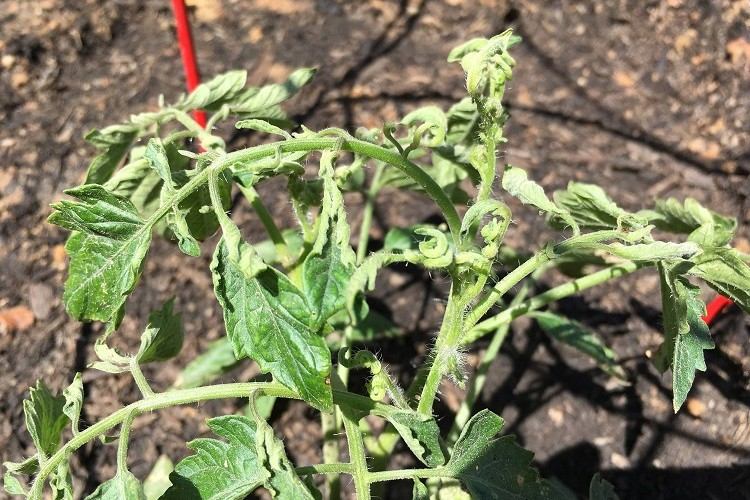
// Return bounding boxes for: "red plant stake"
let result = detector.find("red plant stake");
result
[171,0,207,127]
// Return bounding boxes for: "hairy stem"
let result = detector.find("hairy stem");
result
[295,463,355,476]
[29,382,393,499]
[116,411,137,475]
[463,261,644,345]
[129,359,154,398]
[321,411,342,499]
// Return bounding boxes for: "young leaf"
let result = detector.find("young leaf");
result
[174,338,239,389]
[530,312,626,380]
[640,197,736,247]
[589,473,619,500]
[413,479,429,500]
[551,182,646,230]
[178,70,248,111]
[231,68,316,115]
[303,229,352,330]
[62,373,84,435]
[165,415,316,500]
[51,459,74,500]
[654,264,715,411]
[84,470,145,500]
[688,248,750,313]
[49,186,152,324]
[402,106,448,147]
[235,118,291,138]
[502,165,579,233]
[445,409,563,499]
[212,238,333,410]
[136,299,184,364]
[84,125,139,184]
[23,381,69,459]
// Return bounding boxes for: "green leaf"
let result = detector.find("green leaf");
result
[174,338,239,389]
[49,186,152,324]
[231,68,316,115]
[551,182,647,231]
[688,248,750,313]
[51,459,74,500]
[143,455,174,500]
[445,97,480,146]
[402,106,448,147]
[413,479,429,500]
[502,165,579,233]
[447,30,520,97]
[136,298,184,364]
[165,415,316,500]
[179,70,248,111]
[589,473,619,500]
[3,472,27,496]
[381,410,445,468]
[84,125,139,184]
[654,264,715,411]
[105,158,163,223]
[23,381,68,459]
[62,373,84,435]
[211,238,333,410]
[303,226,352,330]
[531,312,626,380]
[49,185,146,240]
[640,198,736,247]
[235,118,291,138]
[85,470,145,500]
[445,409,563,499]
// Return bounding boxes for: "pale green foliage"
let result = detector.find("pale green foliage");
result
[10,28,748,500]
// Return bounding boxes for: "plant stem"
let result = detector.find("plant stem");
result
[295,463,355,476]
[446,286,529,446]
[321,411,342,499]
[129,359,154,398]
[464,249,553,329]
[332,372,371,500]
[30,382,390,499]
[237,184,289,260]
[367,467,446,483]
[116,411,137,475]
[462,261,643,345]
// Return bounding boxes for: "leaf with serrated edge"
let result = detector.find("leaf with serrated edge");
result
[49,186,152,325]
[84,470,145,500]
[640,197,736,247]
[84,125,139,185]
[211,238,333,410]
[654,263,715,411]
[63,373,84,435]
[381,410,445,467]
[688,248,750,313]
[446,409,563,499]
[552,182,646,230]
[23,381,68,459]
[136,298,184,364]
[502,165,579,234]
[531,312,626,380]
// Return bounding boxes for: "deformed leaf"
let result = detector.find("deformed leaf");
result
[654,264,715,411]
[63,373,84,435]
[531,312,626,380]
[413,479,429,500]
[379,410,445,467]
[303,229,352,330]
[502,165,579,233]
[179,70,248,111]
[211,238,333,410]
[688,248,750,313]
[49,186,152,325]
[84,125,139,185]
[51,459,74,500]
[231,68,316,115]
[402,106,448,147]
[23,381,69,459]
[174,338,239,389]
[235,118,291,138]
[640,197,736,247]
[84,470,145,500]
[445,409,563,499]
[551,182,646,230]
[136,298,184,364]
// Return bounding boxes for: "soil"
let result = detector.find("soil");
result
[1,0,749,499]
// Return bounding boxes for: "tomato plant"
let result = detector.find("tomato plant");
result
[4,30,749,500]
